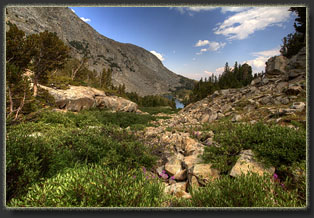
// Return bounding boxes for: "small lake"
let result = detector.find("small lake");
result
[163,94,185,109]
[175,99,184,109]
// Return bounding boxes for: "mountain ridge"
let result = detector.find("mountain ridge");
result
[6,6,194,96]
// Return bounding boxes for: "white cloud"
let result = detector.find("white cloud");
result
[252,48,280,57]
[220,7,250,14]
[171,7,218,15]
[214,7,291,40]
[150,50,165,61]
[195,40,226,54]
[204,70,213,75]
[203,66,225,77]
[80,17,91,22]
[71,8,75,13]
[195,40,210,47]
[186,6,218,12]
[244,47,280,74]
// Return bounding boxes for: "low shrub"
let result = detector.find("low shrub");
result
[79,109,157,129]
[6,122,57,201]
[6,113,158,202]
[202,122,306,174]
[200,121,306,206]
[8,164,166,207]
[173,172,305,207]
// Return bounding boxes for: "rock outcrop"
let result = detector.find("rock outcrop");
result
[265,47,306,81]
[6,7,194,96]
[39,84,138,112]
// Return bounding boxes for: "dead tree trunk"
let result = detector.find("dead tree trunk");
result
[33,76,38,97]
[8,86,14,115]
[14,90,26,121]
[71,58,86,80]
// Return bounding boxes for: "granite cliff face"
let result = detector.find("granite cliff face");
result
[6,7,193,96]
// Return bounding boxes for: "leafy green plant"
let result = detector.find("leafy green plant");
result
[8,164,166,207]
[202,122,306,174]
[173,172,305,207]
[6,110,159,202]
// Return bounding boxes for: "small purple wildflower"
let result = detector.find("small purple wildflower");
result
[133,175,136,179]
[162,174,168,179]
[142,167,146,173]
[273,173,278,180]
[170,176,175,180]
[281,183,285,188]
[162,170,166,174]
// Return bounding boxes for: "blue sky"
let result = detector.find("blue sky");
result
[70,6,296,80]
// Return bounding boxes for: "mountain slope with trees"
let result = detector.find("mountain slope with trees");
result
[6,7,194,96]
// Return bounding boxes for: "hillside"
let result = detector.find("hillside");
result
[6,7,194,96]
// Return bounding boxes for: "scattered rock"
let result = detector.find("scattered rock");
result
[165,156,183,177]
[190,175,200,189]
[183,154,202,170]
[232,114,242,122]
[259,95,273,105]
[291,102,305,112]
[203,138,213,146]
[229,150,275,177]
[251,77,262,86]
[192,163,220,185]
[276,81,289,92]
[174,169,187,181]
[285,85,303,96]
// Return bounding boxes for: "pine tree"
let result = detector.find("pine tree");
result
[28,31,70,96]
[6,23,33,120]
[100,68,113,89]
[280,7,306,58]
[290,7,306,39]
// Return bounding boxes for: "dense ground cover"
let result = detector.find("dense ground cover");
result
[6,108,307,207]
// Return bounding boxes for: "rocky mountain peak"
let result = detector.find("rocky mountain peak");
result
[6,7,194,96]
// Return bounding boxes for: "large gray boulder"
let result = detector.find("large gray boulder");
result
[229,150,275,177]
[39,84,138,112]
[265,48,306,80]
[265,55,288,78]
